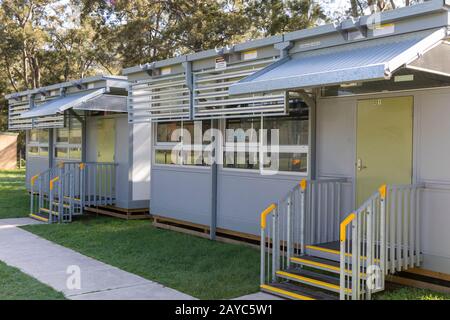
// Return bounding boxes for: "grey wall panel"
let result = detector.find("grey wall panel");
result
[421,187,450,263]
[414,88,450,271]
[316,97,356,179]
[217,170,303,236]
[25,156,49,190]
[415,90,450,183]
[150,166,211,226]
[86,117,98,163]
[132,122,151,201]
[115,116,131,207]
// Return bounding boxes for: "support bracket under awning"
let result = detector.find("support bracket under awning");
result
[229,28,449,95]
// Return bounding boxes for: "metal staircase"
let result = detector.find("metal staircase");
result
[29,162,117,223]
[260,179,424,300]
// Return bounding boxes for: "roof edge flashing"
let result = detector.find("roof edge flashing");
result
[5,75,127,100]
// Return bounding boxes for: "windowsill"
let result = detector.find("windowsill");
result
[220,166,308,177]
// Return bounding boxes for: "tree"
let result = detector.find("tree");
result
[245,0,327,37]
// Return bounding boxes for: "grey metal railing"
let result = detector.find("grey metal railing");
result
[260,177,348,287]
[339,184,424,300]
[29,161,117,223]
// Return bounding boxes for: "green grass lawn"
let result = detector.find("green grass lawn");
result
[377,287,450,300]
[0,260,65,300]
[23,216,260,299]
[3,169,448,300]
[0,169,29,219]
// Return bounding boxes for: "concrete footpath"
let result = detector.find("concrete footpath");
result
[0,218,280,300]
[0,218,194,300]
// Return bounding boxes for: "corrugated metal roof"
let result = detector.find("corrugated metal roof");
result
[19,89,116,118]
[229,28,448,95]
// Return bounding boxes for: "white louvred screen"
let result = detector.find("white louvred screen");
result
[193,57,287,119]
[8,98,32,130]
[128,73,190,123]
[30,96,64,129]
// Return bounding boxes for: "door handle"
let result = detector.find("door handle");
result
[357,158,367,171]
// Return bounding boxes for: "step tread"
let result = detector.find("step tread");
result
[306,242,340,254]
[262,283,338,300]
[291,255,340,271]
[39,208,59,215]
[277,268,340,287]
[29,213,49,222]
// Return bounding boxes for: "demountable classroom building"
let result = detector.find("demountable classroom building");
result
[5,75,151,222]
[7,0,450,300]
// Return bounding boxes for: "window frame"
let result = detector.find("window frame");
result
[222,105,309,175]
[152,97,310,175]
[27,129,50,158]
[54,118,83,161]
[153,120,213,168]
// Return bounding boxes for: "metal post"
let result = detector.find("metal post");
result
[79,163,84,214]
[300,180,306,254]
[30,179,34,215]
[49,181,53,225]
[271,208,277,282]
[58,178,63,223]
[380,191,386,289]
[366,205,373,300]
[49,128,54,168]
[351,219,359,300]
[339,237,345,300]
[286,196,291,268]
[210,119,218,240]
[210,161,218,241]
[260,227,265,285]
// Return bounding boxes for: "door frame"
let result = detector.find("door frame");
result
[352,93,418,208]
[96,117,116,163]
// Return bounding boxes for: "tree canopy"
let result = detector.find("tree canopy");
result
[0,0,422,137]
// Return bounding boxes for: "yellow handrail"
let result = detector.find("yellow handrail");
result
[57,161,64,168]
[340,212,356,242]
[30,174,40,186]
[379,184,387,200]
[300,179,307,191]
[49,176,60,191]
[260,203,276,229]
[79,163,85,170]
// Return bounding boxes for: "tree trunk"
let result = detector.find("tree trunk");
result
[22,41,29,89]
[350,0,358,17]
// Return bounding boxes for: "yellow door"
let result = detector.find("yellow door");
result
[97,118,115,162]
[356,97,413,206]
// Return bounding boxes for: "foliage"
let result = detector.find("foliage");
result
[0,169,29,219]
[0,260,65,300]
[0,0,420,135]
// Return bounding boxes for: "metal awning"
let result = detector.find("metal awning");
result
[19,89,127,119]
[229,28,449,95]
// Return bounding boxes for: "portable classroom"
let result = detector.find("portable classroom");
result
[6,75,151,220]
[124,0,450,283]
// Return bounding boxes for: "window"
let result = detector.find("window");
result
[154,121,212,166]
[27,129,50,157]
[224,117,260,170]
[54,118,82,160]
[224,96,309,173]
